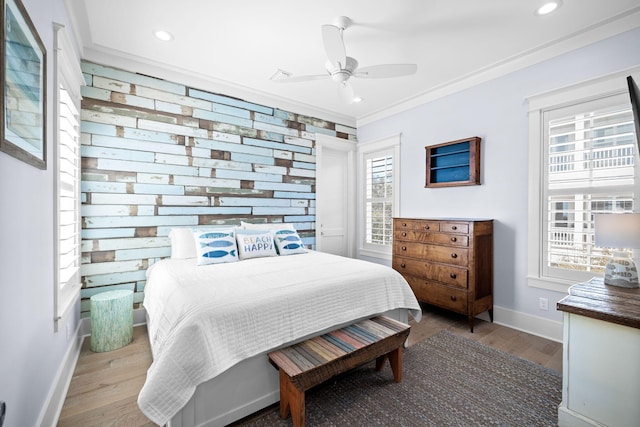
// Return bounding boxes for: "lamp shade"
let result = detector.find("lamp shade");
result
[594,213,640,249]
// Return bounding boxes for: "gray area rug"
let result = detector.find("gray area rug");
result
[232,330,562,426]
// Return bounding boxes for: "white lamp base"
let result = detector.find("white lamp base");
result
[604,251,639,288]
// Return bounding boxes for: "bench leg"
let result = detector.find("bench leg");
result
[279,370,306,427]
[388,347,403,382]
[375,347,404,382]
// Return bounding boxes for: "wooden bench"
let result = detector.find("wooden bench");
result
[268,316,411,427]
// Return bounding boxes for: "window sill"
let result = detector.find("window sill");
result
[359,247,392,261]
[527,275,577,293]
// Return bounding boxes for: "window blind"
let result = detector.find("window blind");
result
[544,96,636,279]
[54,24,84,327]
[365,153,393,246]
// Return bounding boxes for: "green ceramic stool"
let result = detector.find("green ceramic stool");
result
[90,289,133,352]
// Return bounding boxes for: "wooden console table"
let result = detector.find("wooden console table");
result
[556,277,640,427]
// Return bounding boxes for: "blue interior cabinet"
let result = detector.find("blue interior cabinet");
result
[425,137,481,188]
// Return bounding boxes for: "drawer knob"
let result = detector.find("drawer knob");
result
[450,273,457,279]
[452,226,457,230]
[425,225,430,230]
[401,263,406,268]
[402,223,407,227]
[451,253,458,259]
[402,232,407,237]
[402,246,407,251]
[450,296,457,301]
[450,237,457,242]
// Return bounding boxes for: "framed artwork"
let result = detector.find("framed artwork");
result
[1,0,46,169]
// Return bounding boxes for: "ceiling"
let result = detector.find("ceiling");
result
[67,0,640,126]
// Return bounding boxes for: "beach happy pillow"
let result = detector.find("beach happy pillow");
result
[235,230,277,260]
[193,228,239,265]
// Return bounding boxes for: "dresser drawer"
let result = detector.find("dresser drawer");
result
[394,230,469,247]
[404,276,468,313]
[394,257,468,288]
[394,242,469,267]
[440,222,470,234]
[394,219,440,232]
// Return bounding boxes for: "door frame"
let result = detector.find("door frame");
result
[315,133,357,258]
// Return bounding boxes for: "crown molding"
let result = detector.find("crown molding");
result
[356,6,640,127]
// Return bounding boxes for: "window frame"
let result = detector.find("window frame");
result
[357,134,401,260]
[527,67,640,292]
[53,23,85,330]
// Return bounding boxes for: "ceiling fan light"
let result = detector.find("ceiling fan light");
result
[332,72,350,84]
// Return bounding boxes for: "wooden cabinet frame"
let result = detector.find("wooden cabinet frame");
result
[425,137,481,188]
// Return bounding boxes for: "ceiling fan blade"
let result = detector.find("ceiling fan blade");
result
[354,63,417,79]
[321,24,347,69]
[272,74,328,83]
[338,81,355,104]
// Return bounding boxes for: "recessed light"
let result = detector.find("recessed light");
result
[352,96,363,103]
[153,29,173,41]
[535,1,562,15]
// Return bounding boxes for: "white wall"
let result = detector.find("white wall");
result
[0,0,81,425]
[358,28,640,333]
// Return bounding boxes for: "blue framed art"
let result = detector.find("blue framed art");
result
[1,0,46,169]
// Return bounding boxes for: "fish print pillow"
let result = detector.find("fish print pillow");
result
[193,228,239,265]
[273,228,307,256]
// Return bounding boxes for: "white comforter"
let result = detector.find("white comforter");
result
[138,251,421,425]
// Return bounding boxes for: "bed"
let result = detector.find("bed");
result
[138,227,421,426]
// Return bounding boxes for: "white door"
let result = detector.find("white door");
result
[315,134,356,257]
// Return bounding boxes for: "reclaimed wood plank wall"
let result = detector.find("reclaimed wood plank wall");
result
[79,61,356,317]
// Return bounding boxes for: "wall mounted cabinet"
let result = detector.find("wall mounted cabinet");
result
[425,137,481,188]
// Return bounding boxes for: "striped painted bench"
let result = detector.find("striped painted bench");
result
[268,316,411,427]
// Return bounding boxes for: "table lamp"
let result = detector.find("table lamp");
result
[594,213,640,288]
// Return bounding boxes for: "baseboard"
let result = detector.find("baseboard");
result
[41,308,148,426]
[81,306,559,341]
[37,321,83,427]
[80,307,148,337]
[492,305,563,343]
[558,404,600,426]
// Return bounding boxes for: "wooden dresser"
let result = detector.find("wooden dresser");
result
[392,218,493,332]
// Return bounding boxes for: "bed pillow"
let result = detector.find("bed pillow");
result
[169,228,197,259]
[241,221,295,231]
[193,228,239,265]
[235,230,277,260]
[273,229,307,256]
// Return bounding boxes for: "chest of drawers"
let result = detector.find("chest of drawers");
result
[392,218,493,332]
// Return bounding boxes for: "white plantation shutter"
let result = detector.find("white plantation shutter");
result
[365,152,393,245]
[54,24,84,327]
[542,93,637,282]
[359,134,400,259]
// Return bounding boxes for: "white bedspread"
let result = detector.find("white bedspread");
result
[138,251,421,425]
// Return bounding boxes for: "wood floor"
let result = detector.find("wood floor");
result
[57,305,563,426]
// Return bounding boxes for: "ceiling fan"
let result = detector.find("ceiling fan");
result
[273,16,418,104]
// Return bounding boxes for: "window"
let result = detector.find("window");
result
[54,24,84,329]
[358,134,400,259]
[527,69,640,291]
[365,152,393,246]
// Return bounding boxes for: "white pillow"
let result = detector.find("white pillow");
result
[169,228,197,259]
[273,229,307,256]
[235,230,277,260]
[241,221,295,231]
[193,228,239,265]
